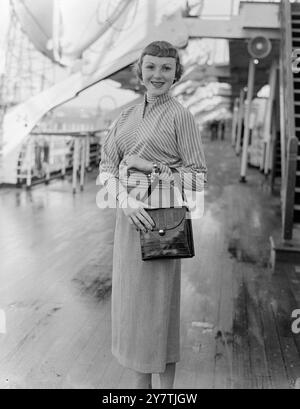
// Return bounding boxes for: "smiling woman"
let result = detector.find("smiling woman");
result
[98,40,207,389]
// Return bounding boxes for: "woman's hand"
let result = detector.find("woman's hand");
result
[125,155,152,173]
[120,195,155,232]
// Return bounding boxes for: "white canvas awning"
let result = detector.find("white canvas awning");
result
[2,0,190,183]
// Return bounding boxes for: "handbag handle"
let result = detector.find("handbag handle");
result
[142,172,186,205]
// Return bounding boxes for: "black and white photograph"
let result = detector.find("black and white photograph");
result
[1,0,300,393]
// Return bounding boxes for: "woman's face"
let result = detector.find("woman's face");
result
[141,55,176,96]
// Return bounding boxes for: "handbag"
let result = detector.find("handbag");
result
[139,179,195,261]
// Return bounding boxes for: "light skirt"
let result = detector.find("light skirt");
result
[111,205,181,373]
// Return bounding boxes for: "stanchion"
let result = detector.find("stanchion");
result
[80,137,85,191]
[235,88,245,156]
[231,98,239,147]
[263,60,277,175]
[72,137,79,194]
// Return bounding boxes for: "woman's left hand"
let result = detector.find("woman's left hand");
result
[125,155,152,173]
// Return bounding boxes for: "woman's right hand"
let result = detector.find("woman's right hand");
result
[120,196,155,232]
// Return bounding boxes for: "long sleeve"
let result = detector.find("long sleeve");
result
[98,114,128,205]
[158,107,207,192]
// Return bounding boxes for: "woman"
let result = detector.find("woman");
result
[99,41,207,389]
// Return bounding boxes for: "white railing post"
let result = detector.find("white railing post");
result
[231,98,239,147]
[240,59,256,182]
[263,59,278,175]
[279,50,286,184]
[26,138,33,189]
[61,137,66,178]
[72,137,79,194]
[80,137,85,191]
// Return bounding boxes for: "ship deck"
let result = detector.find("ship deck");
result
[1,136,300,389]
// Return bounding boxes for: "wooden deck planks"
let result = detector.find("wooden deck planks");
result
[213,255,234,389]
[243,266,272,389]
[270,265,300,388]
[232,264,253,389]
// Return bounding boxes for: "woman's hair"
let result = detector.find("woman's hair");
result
[135,41,183,84]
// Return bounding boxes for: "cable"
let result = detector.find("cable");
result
[95,0,134,28]
[74,2,102,49]
[85,0,136,55]
[74,0,133,55]
[103,0,139,33]
[85,0,184,55]
[65,0,132,61]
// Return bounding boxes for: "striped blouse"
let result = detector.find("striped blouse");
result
[99,92,207,202]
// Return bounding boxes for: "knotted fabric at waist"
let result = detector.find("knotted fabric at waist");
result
[119,168,185,208]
